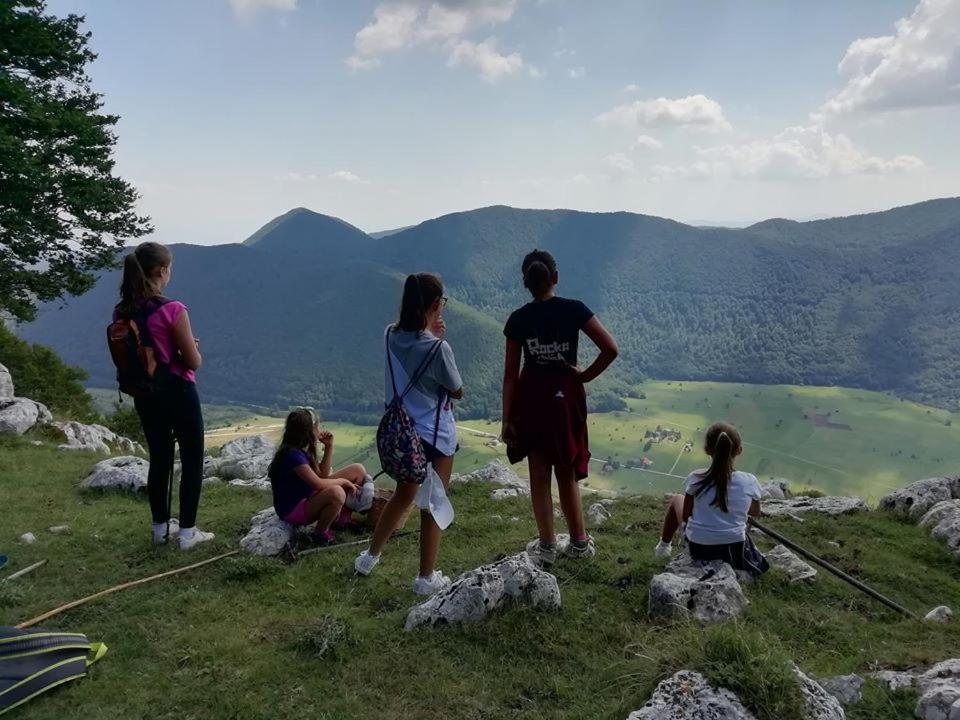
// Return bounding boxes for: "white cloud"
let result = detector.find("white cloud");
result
[553,48,576,58]
[596,94,732,132]
[567,66,586,79]
[346,0,532,82]
[622,83,641,93]
[689,125,924,180]
[448,38,525,82]
[327,170,368,184]
[631,134,663,151]
[604,153,637,177]
[817,0,960,117]
[228,0,297,21]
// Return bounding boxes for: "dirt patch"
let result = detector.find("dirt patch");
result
[812,414,852,431]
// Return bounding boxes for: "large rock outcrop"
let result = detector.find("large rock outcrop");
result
[879,477,960,520]
[80,456,149,492]
[760,479,792,501]
[627,670,759,720]
[762,496,869,518]
[215,434,275,482]
[0,363,13,399]
[51,420,144,454]
[0,397,52,435]
[648,556,748,623]
[915,659,960,720]
[239,507,295,556]
[794,667,845,720]
[453,459,528,490]
[919,500,960,560]
[404,553,560,631]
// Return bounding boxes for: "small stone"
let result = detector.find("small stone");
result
[586,502,612,525]
[627,670,759,720]
[229,477,272,492]
[239,507,295,556]
[202,476,222,485]
[649,556,748,623]
[767,544,818,583]
[491,487,528,500]
[81,456,149,492]
[794,667,845,719]
[0,397,52,435]
[924,606,953,623]
[819,674,864,706]
[47,525,71,535]
[868,670,917,691]
[19,532,37,544]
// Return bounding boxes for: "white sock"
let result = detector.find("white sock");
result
[363,474,373,485]
[179,526,196,539]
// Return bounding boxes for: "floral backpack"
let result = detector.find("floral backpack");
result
[375,335,443,485]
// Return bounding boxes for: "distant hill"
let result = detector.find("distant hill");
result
[369,225,416,239]
[17,197,960,418]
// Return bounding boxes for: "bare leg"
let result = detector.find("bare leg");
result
[660,495,685,543]
[555,464,586,539]
[329,463,368,486]
[418,454,455,577]
[369,481,418,556]
[528,453,555,544]
[300,486,347,532]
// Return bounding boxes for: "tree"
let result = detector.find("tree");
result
[0,1,150,322]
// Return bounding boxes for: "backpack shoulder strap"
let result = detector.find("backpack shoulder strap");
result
[385,328,399,400]
[399,339,443,401]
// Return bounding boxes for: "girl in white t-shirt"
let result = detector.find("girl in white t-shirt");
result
[654,422,769,576]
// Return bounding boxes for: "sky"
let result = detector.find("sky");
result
[46,0,960,244]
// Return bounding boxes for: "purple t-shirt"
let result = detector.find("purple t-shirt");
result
[268,448,315,518]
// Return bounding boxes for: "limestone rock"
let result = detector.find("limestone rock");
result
[239,507,295,556]
[47,525,71,535]
[220,434,276,459]
[0,363,13,399]
[919,501,960,560]
[51,420,144,454]
[879,477,960,520]
[868,670,917,692]
[491,487,528,500]
[587,502,612,525]
[819,674,864,706]
[649,557,748,623]
[794,667,845,720]
[19,532,37,544]
[453,459,527,490]
[767,544,818,583]
[81,456,149,492]
[220,453,272,481]
[229,477,271,492]
[202,476,222,485]
[919,660,960,689]
[404,553,561,631]
[0,397,52,435]
[925,606,954,623]
[627,670,759,720]
[760,479,791,501]
[203,455,224,478]
[915,683,960,720]
[762,496,869,518]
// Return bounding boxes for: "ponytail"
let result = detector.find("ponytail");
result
[118,241,172,317]
[520,249,557,298]
[691,422,742,513]
[395,272,444,333]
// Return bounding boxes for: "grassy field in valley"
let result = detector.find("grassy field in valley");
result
[2,431,959,719]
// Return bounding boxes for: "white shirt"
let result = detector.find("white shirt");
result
[684,470,762,545]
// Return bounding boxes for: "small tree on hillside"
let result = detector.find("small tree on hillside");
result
[0,0,151,322]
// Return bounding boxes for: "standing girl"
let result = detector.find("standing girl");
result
[115,242,213,550]
[502,249,618,564]
[354,273,464,595]
[655,422,769,576]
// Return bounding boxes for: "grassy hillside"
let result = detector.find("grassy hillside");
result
[2,433,958,719]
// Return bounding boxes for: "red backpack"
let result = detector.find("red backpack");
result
[106,297,171,399]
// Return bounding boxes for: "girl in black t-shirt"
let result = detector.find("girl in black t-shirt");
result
[501,249,619,564]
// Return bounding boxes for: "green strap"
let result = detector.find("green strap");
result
[86,642,107,667]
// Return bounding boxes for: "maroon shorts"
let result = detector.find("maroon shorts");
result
[506,366,591,480]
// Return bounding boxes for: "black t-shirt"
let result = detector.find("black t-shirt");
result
[503,296,594,369]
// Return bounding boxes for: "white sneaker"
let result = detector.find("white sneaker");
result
[178,527,215,551]
[152,518,180,545]
[654,540,673,558]
[354,550,380,576]
[413,570,451,596]
[525,538,558,566]
[560,535,596,559]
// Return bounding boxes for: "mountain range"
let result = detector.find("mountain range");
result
[16,197,960,421]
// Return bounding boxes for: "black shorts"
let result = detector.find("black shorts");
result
[421,440,459,462]
[688,535,770,577]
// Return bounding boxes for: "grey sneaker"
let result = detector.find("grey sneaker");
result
[413,570,451,596]
[560,535,596,559]
[525,538,558,566]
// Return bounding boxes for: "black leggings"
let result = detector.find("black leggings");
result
[135,377,205,527]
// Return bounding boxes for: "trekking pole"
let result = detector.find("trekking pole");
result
[295,530,420,559]
[166,434,176,542]
[748,517,916,619]
[2,560,47,583]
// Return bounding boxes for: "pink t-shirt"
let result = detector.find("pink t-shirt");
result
[147,301,196,383]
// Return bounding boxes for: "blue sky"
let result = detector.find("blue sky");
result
[47,0,960,244]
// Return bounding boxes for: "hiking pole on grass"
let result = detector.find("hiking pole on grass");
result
[292,529,421,560]
[748,517,916,619]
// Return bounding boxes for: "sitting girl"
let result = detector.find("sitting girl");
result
[654,422,769,576]
[268,408,373,544]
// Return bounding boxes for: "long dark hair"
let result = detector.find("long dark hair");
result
[268,408,320,479]
[118,241,172,317]
[394,272,444,333]
[691,421,742,513]
[521,249,557,298]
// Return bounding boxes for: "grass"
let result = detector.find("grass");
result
[2,433,959,719]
